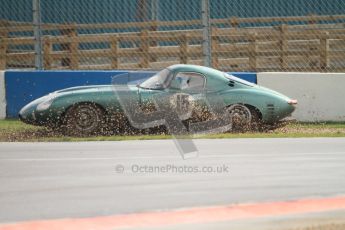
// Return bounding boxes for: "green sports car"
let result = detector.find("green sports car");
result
[19,64,297,136]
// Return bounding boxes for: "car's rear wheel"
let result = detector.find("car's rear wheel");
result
[62,103,105,136]
[226,104,261,132]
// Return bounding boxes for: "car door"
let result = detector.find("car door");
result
[138,87,166,113]
[167,71,207,120]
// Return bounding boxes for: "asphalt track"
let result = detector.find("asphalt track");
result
[0,138,345,228]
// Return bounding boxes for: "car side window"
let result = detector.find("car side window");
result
[170,72,205,91]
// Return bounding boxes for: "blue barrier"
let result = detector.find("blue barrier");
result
[5,70,256,118]
[230,72,257,83]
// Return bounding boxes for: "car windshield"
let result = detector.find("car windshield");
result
[139,68,171,89]
[224,73,255,87]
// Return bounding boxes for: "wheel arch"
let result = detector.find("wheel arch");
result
[226,103,263,121]
[244,104,263,120]
[60,101,107,124]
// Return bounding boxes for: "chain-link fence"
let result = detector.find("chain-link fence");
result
[1,0,345,72]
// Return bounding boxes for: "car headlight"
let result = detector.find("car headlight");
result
[36,99,54,111]
[36,94,56,111]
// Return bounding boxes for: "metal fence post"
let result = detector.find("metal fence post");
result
[201,0,211,67]
[33,0,43,70]
[151,0,159,21]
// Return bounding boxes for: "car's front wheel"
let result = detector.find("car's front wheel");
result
[226,104,261,132]
[62,103,105,136]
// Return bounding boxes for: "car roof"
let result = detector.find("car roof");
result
[167,64,224,77]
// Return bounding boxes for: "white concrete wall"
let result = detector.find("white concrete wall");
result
[257,72,345,122]
[0,71,6,119]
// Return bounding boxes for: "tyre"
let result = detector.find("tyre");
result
[226,104,261,132]
[62,103,105,136]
